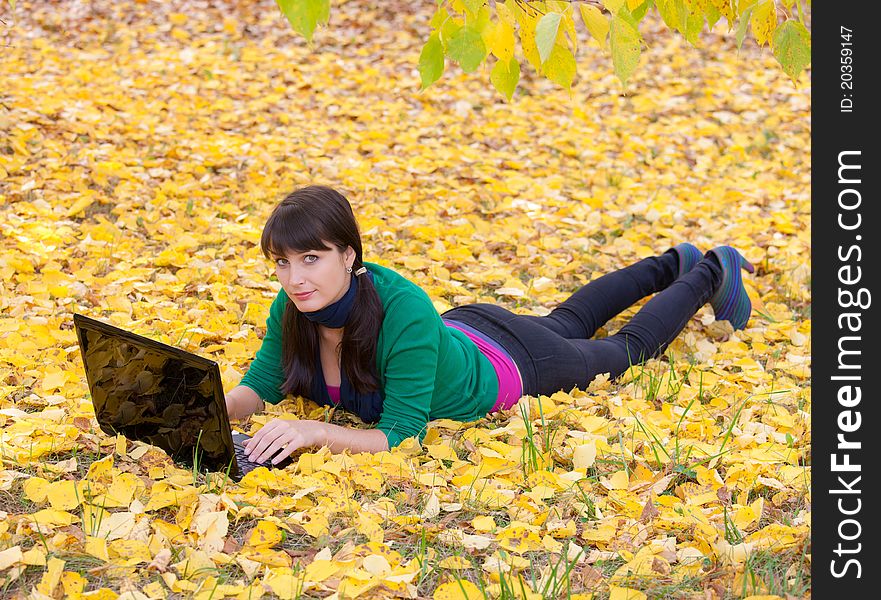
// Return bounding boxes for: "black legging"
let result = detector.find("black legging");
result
[441,252,722,396]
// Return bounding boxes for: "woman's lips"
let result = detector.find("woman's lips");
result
[293,291,315,300]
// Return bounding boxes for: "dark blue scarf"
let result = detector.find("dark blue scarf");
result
[303,270,384,423]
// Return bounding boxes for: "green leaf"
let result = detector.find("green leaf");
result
[535,12,563,64]
[682,1,705,45]
[440,19,462,48]
[656,0,683,32]
[419,33,445,90]
[429,6,449,29]
[602,0,626,13]
[735,5,755,50]
[473,5,492,33]
[705,4,721,29]
[276,0,330,43]
[491,57,520,101]
[610,14,641,86]
[772,20,811,82]
[632,0,654,22]
[446,25,487,73]
[580,4,610,48]
[542,43,576,89]
[462,0,484,17]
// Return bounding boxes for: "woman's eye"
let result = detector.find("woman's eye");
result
[274,258,289,267]
[304,255,319,264]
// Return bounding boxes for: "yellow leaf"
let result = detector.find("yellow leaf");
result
[36,557,65,596]
[357,511,384,543]
[60,571,88,597]
[46,479,83,511]
[30,508,76,527]
[362,553,392,577]
[246,521,283,548]
[23,477,50,503]
[512,2,542,70]
[427,442,459,462]
[573,441,597,470]
[434,580,483,599]
[264,572,304,599]
[115,433,127,457]
[438,555,472,569]
[40,370,68,392]
[64,195,96,218]
[299,510,329,538]
[609,586,647,600]
[750,0,777,47]
[107,539,152,566]
[601,470,630,490]
[0,546,23,570]
[144,488,186,512]
[484,20,516,62]
[86,454,114,482]
[22,546,47,566]
[85,536,110,562]
[303,559,338,582]
[471,515,496,532]
[350,465,384,492]
[79,588,118,600]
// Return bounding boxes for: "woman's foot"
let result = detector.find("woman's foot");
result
[667,242,704,278]
[706,246,755,330]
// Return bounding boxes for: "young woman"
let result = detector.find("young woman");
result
[226,186,754,464]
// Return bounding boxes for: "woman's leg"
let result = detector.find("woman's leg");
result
[444,256,722,397]
[518,251,680,339]
[565,257,723,382]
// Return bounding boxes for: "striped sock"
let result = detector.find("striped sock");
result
[707,246,755,330]
[666,242,704,278]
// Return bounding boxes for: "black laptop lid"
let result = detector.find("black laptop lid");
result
[73,314,237,475]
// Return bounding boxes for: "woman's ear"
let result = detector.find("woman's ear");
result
[345,245,356,268]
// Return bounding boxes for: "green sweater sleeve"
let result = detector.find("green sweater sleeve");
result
[374,292,440,449]
[238,290,287,405]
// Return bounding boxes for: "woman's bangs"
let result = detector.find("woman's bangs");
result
[261,207,333,259]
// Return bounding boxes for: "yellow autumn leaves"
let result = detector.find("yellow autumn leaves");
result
[1,0,810,597]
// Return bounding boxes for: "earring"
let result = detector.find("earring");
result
[346,266,353,273]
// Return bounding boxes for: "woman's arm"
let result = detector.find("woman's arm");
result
[244,419,389,463]
[225,385,265,420]
[318,423,389,454]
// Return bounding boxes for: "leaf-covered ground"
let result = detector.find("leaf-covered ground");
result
[0,1,810,598]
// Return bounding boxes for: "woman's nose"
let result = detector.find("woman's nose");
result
[281,267,304,288]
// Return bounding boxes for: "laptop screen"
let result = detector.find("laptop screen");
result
[75,315,235,474]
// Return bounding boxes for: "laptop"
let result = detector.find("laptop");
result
[72,313,294,481]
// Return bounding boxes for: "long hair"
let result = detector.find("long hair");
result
[260,185,384,398]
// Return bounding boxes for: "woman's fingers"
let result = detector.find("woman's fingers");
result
[244,421,285,461]
[244,420,306,464]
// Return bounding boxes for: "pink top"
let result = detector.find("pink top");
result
[324,322,523,412]
[327,385,341,405]
[444,320,523,412]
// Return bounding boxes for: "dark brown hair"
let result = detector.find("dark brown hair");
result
[260,185,384,397]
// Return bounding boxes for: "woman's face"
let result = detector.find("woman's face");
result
[272,242,355,314]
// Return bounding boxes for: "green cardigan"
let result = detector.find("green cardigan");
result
[239,262,499,448]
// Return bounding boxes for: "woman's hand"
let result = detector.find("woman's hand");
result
[243,419,325,464]
[244,420,390,462]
